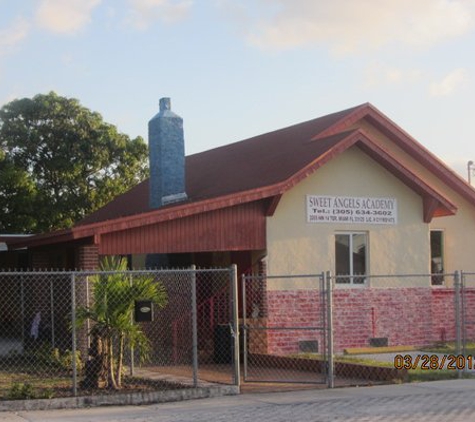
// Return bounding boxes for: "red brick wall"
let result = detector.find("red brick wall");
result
[75,245,99,270]
[333,288,433,351]
[266,290,324,355]
[264,287,473,355]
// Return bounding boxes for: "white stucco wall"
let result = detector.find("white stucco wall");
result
[354,120,475,275]
[266,146,430,288]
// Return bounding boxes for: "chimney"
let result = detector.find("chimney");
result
[148,97,187,208]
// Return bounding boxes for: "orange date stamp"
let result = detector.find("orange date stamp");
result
[394,354,473,370]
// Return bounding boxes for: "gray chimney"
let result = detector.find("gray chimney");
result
[148,97,187,208]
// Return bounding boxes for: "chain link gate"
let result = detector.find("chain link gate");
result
[241,272,332,386]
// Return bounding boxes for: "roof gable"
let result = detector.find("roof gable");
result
[313,103,475,208]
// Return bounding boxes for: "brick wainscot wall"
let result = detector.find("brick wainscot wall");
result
[259,287,475,355]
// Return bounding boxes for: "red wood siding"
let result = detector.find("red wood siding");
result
[99,201,267,255]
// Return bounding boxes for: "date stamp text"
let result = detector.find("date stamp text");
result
[394,354,473,370]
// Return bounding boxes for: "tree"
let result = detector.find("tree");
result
[77,257,168,389]
[0,92,148,233]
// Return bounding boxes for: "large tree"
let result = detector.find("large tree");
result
[0,92,148,233]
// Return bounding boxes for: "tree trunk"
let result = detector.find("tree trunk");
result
[108,337,119,389]
[116,332,125,388]
[81,331,108,389]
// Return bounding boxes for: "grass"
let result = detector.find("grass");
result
[294,350,472,383]
[420,341,475,355]
[0,372,72,400]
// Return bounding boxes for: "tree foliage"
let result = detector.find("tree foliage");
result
[0,92,148,233]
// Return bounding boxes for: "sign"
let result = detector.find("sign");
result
[134,300,154,322]
[307,195,397,225]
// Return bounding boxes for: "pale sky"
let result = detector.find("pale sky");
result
[1,0,475,180]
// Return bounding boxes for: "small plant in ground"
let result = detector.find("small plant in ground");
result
[39,387,55,399]
[77,256,168,390]
[7,383,36,400]
[51,348,83,374]
[25,345,83,375]
[6,382,55,400]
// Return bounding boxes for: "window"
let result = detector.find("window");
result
[335,232,367,285]
[430,230,444,285]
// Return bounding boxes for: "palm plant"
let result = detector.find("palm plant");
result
[77,256,167,389]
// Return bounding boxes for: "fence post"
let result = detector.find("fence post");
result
[242,273,248,380]
[326,271,334,388]
[191,265,199,387]
[50,278,55,349]
[454,270,462,379]
[231,264,241,387]
[129,274,135,377]
[71,273,78,396]
[20,276,25,346]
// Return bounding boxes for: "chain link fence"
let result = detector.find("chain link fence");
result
[0,267,473,401]
[329,272,465,383]
[241,272,472,387]
[241,273,331,385]
[0,267,237,400]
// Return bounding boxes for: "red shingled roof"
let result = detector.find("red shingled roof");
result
[8,102,474,250]
[78,104,363,226]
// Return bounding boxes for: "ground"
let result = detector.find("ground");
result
[3,379,475,422]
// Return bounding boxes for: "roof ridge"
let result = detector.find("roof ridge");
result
[187,103,367,159]
[310,102,372,141]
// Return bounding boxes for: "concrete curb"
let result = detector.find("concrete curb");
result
[344,346,418,355]
[0,385,239,412]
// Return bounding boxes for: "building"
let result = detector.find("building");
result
[5,99,475,352]
[0,235,31,269]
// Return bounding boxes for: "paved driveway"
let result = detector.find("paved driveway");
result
[3,379,475,422]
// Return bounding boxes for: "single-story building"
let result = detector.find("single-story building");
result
[4,98,475,352]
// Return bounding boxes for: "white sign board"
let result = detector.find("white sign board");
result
[307,195,397,225]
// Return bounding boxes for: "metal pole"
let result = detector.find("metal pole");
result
[242,273,248,380]
[71,273,78,396]
[461,271,467,360]
[191,265,199,388]
[320,272,327,379]
[129,274,135,377]
[454,270,462,379]
[50,278,55,349]
[20,277,25,347]
[231,264,240,387]
[326,271,334,388]
[85,276,91,350]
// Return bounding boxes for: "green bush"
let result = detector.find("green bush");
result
[8,383,36,400]
[25,345,83,374]
[7,382,55,400]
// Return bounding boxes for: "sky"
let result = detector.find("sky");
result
[1,0,475,180]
